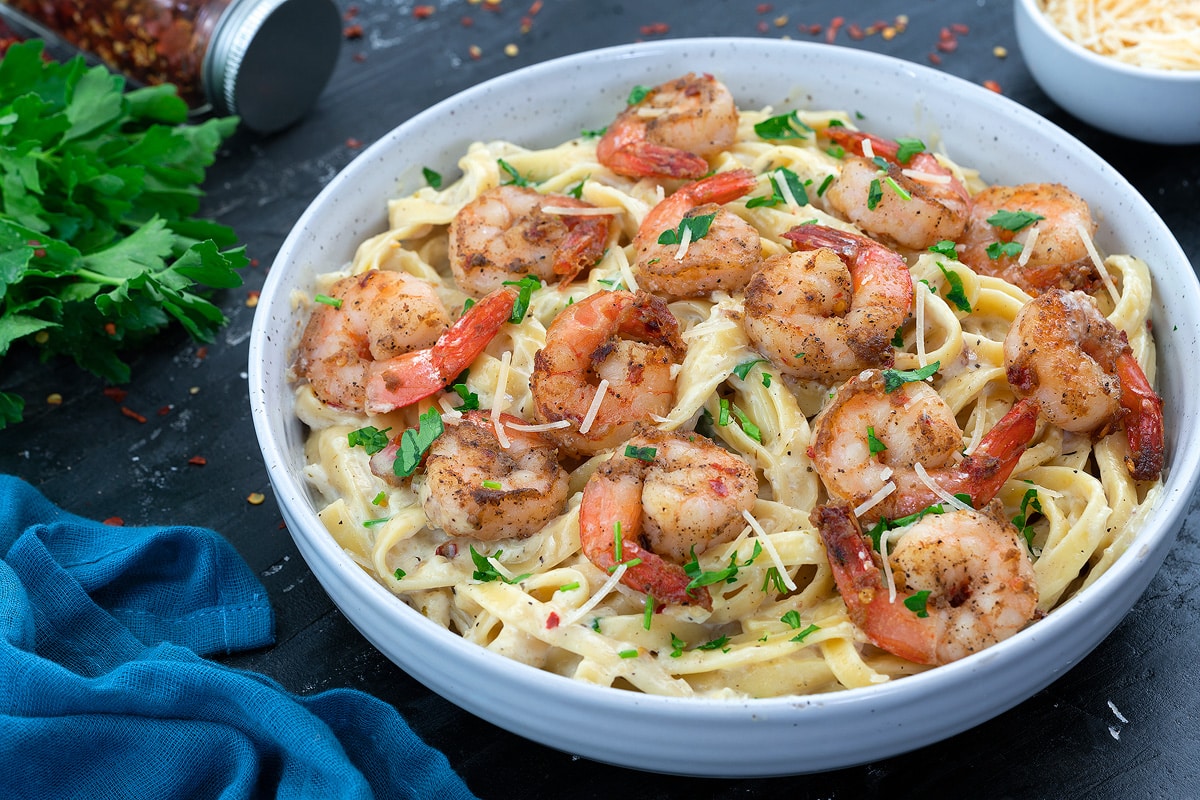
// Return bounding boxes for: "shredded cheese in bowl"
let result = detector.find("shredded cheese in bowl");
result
[1038,0,1200,70]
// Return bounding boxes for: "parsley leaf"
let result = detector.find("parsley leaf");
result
[866,425,887,455]
[987,209,1044,232]
[1012,486,1043,549]
[657,212,717,246]
[393,407,444,477]
[753,110,813,141]
[867,178,883,210]
[881,361,940,393]
[497,158,529,187]
[746,167,810,209]
[733,358,769,380]
[894,137,926,164]
[624,444,657,461]
[422,167,443,189]
[502,274,542,322]
[937,263,972,313]
[347,425,392,455]
[627,85,651,105]
[684,542,762,590]
[987,241,1025,260]
[904,590,932,618]
[469,545,531,584]
[928,240,959,259]
[0,42,245,428]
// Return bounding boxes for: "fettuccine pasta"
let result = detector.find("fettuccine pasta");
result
[291,76,1162,698]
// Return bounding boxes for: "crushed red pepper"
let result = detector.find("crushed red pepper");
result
[121,406,147,423]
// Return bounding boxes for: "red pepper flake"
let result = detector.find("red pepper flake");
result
[928,52,942,65]
[983,79,1003,94]
[847,22,864,40]
[640,22,670,36]
[345,137,362,149]
[343,24,363,39]
[121,406,147,423]
[806,23,822,35]
[249,258,260,268]
[937,38,958,53]
[528,0,542,14]
[188,455,207,466]
[951,23,970,35]
[343,5,359,20]
[520,16,533,33]
[461,15,474,26]
[413,4,434,19]
[195,346,208,360]
[436,541,459,558]
[158,405,172,416]
[353,52,367,63]
[103,516,124,526]
[826,16,845,43]
[468,44,482,60]
[103,322,117,336]
[545,611,560,629]
[103,387,128,403]
[756,3,773,13]
[756,20,768,33]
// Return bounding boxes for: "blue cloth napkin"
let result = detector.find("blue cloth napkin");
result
[0,475,477,800]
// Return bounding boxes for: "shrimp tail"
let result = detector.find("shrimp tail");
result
[782,223,872,259]
[825,128,899,161]
[678,168,757,205]
[554,214,610,287]
[811,503,936,665]
[600,141,711,180]
[1117,351,1165,481]
[365,286,517,412]
[579,461,712,609]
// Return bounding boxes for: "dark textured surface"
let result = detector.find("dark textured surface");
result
[3,1,1199,797]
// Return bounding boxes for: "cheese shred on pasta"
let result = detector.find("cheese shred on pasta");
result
[293,99,1162,699]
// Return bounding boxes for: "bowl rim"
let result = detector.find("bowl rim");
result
[1014,0,1200,82]
[248,35,1200,773]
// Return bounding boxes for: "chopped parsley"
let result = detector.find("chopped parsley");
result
[867,425,887,455]
[393,568,406,580]
[566,176,588,199]
[658,212,717,246]
[987,241,1025,260]
[746,167,810,209]
[314,293,342,308]
[928,240,959,260]
[904,590,932,618]
[891,326,906,348]
[643,594,655,630]
[627,85,651,105]
[393,407,444,478]
[618,649,639,659]
[684,542,762,590]
[451,383,480,411]
[1012,486,1043,549]
[347,425,392,455]
[497,158,530,187]
[817,174,835,196]
[894,137,926,164]
[469,546,531,584]
[762,566,787,594]
[624,444,657,461]
[502,274,542,322]
[696,635,730,652]
[422,167,443,189]
[937,263,972,313]
[987,209,1044,232]
[867,177,883,210]
[753,110,813,141]
[733,358,769,380]
[881,361,940,393]
[865,503,947,550]
[669,632,687,658]
[730,405,762,443]
[790,624,820,643]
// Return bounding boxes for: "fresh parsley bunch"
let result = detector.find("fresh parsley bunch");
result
[0,40,248,428]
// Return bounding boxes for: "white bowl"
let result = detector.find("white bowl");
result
[248,38,1200,776]
[1014,0,1200,144]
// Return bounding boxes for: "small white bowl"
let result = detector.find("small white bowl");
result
[249,38,1200,776]
[1014,0,1200,144]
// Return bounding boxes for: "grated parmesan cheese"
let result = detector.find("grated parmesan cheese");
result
[854,480,897,518]
[1017,226,1040,267]
[492,350,513,448]
[1076,221,1121,304]
[562,564,628,626]
[913,462,974,511]
[541,204,624,216]
[900,168,952,185]
[774,168,801,209]
[504,419,572,433]
[674,224,694,261]
[1039,0,1200,71]
[579,379,609,434]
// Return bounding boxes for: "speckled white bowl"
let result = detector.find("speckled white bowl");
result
[1015,0,1200,144]
[249,38,1200,776]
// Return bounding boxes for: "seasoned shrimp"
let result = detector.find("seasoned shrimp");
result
[743,224,914,383]
[808,369,1040,521]
[1004,288,1164,480]
[596,72,739,180]
[579,427,758,608]
[295,269,451,411]
[812,501,1038,666]
[824,129,970,251]
[958,183,1101,296]
[530,290,685,457]
[448,185,613,295]
[419,411,570,540]
[631,168,760,298]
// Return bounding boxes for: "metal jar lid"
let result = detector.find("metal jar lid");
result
[203,0,341,133]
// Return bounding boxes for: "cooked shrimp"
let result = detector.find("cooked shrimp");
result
[295,269,452,411]
[419,411,570,541]
[824,129,970,251]
[596,72,739,180]
[364,285,517,413]
[530,290,685,457]
[808,369,1040,520]
[631,168,760,298]
[579,427,758,608]
[958,183,1101,296]
[448,185,613,295]
[742,224,914,383]
[1004,288,1164,480]
[812,501,1038,666]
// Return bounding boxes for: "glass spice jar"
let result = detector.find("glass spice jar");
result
[0,0,342,133]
